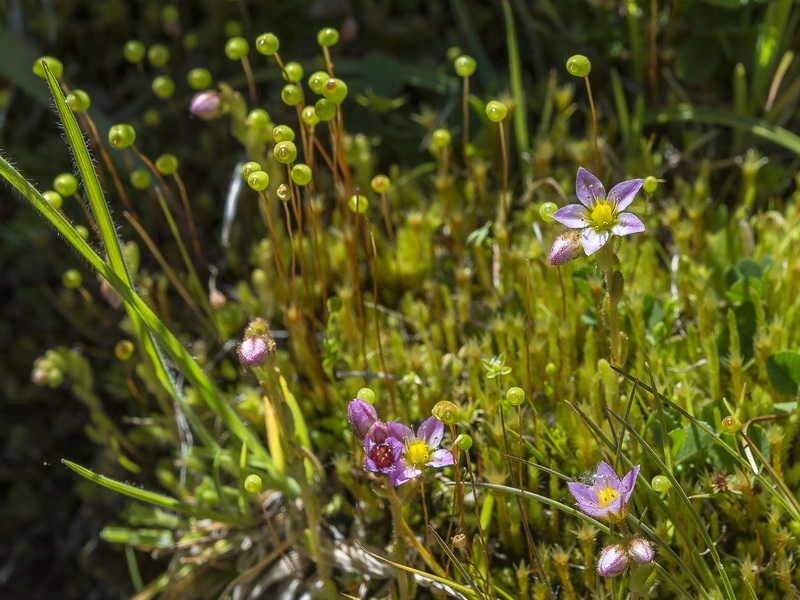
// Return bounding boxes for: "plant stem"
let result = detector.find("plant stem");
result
[603,243,620,362]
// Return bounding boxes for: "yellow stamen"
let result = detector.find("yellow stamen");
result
[588,200,617,233]
[596,483,620,509]
[405,440,432,468]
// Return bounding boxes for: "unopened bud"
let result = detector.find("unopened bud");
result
[627,538,654,565]
[597,544,628,577]
[548,230,583,265]
[190,91,222,120]
[347,399,378,439]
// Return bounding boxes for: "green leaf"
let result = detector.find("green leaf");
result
[671,422,714,463]
[766,351,800,395]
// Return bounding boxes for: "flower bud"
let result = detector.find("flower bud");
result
[627,538,654,565]
[432,400,462,425]
[548,230,583,265]
[347,399,378,439]
[190,91,222,120]
[597,544,628,577]
[366,421,389,444]
[237,336,272,367]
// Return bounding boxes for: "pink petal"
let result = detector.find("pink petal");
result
[580,228,610,255]
[595,461,621,489]
[428,448,454,468]
[417,416,444,447]
[576,167,606,207]
[619,465,640,503]
[391,465,421,487]
[552,204,588,228]
[387,421,413,443]
[568,481,608,518]
[612,213,645,237]
[607,178,643,211]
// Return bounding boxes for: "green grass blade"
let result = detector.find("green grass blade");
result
[62,459,241,525]
[501,0,529,174]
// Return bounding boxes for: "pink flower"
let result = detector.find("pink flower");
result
[387,416,454,487]
[567,461,640,522]
[552,167,645,256]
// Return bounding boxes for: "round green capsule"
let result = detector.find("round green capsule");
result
[161,4,179,23]
[539,201,558,222]
[152,75,175,99]
[225,37,249,60]
[314,98,336,121]
[273,141,297,164]
[282,62,303,83]
[109,124,136,149]
[155,154,179,176]
[187,68,213,91]
[123,40,146,64]
[317,27,340,47]
[115,340,135,361]
[431,129,452,148]
[485,100,508,122]
[272,125,295,142]
[281,84,302,106]
[255,33,279,55]
[248,171,270,191]
[348,194,368,214]
[75,225,90,240]
[322,78,348,104]
[147,44,170,67]
[63,269,82,289]
[43,191,63,210]
[66,89,91,112]
[301,106,319,127]
[545,362,557,377]
[244,474,263,493]
[455,433,473,451]
[143,109,160,128]
[371,175,390,194]
[651,475,671,492]
[276,184,291,202]
[241,161,262,179]
[566,54,591,77]
[130,169,151,190]
[454,55,476,77]
[356,387,376,404]
[643,176,659,194]
[291,164,313,186]
[506,386,525,406]
[432,400,462,425]
[33,56,63,79]
[247,109,270,130]
[308,71,331,95]
[224,20,243,38]
[54,174,79,196]
[721,415,741,434]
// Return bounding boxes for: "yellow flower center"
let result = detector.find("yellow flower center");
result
[587,200,617,233]
[596,482,621,509]
[405,440,432,468]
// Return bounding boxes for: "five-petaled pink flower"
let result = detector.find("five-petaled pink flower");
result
[568,461,640,522]
[387,417,454,487]
[552,167,645,256]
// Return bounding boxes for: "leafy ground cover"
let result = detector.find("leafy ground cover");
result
[3,1,800,598]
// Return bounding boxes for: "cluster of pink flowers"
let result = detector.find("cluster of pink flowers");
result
[347,399,453,487]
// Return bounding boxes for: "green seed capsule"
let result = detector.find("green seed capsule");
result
[123,40,146,63]
[225,37,249,60]
[187,68,213,90]
[161,5,179,23]
[356,387,376,404]
[276,184,291,202]
[651,475,671,492]
[75,225,89,240]
[66,89,91,112]
[143,109,160,128]
[539,201,558,222]
[247,109,270,130]
[282,62,303,83]
[241,161,262,179]
[721,415,741,434]
[432,400,462,425]
[147,44,170,67]
[43,191,63,210]
[322,78,348,104]
[248,171,270,191]
[506,386,525,406]
[115,340,135,361]
[431,129,452,148]
[244,474,263,493]
[281,84,302,106]
[371,175,390,194]
[566,54,591,77]
[155,154,178,176]
[272,124,295,142]
[454,55,476,77]
[643,176,658,194]
[301,106,319,127]
[224,20,243,37]
[317,27,340,47]
[455,433,473,450]
[308,71,331,95]
[63,269,82,289]
[314,98,336,121]
[255,33,279,55]
[152,75,175,99]
[348,194,368,214]
[130,169,151,190]
[545,362,557,377]
[273,141,297,164]
[291,164,313,186]
[485,100,508,122]
[33,56,63,79]
[54,174,79,196]
[109,124,136,149]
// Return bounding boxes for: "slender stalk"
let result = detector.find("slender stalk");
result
[603,243,620,361]
[583,76,601,175]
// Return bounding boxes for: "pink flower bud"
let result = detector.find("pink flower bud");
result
[628,538,654,565]
[237,336,271,367]
[190,91,222,120]
[366,421,389,444]
[548,230,583,266]
[597,544,628,577]
[347,399,378,439]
